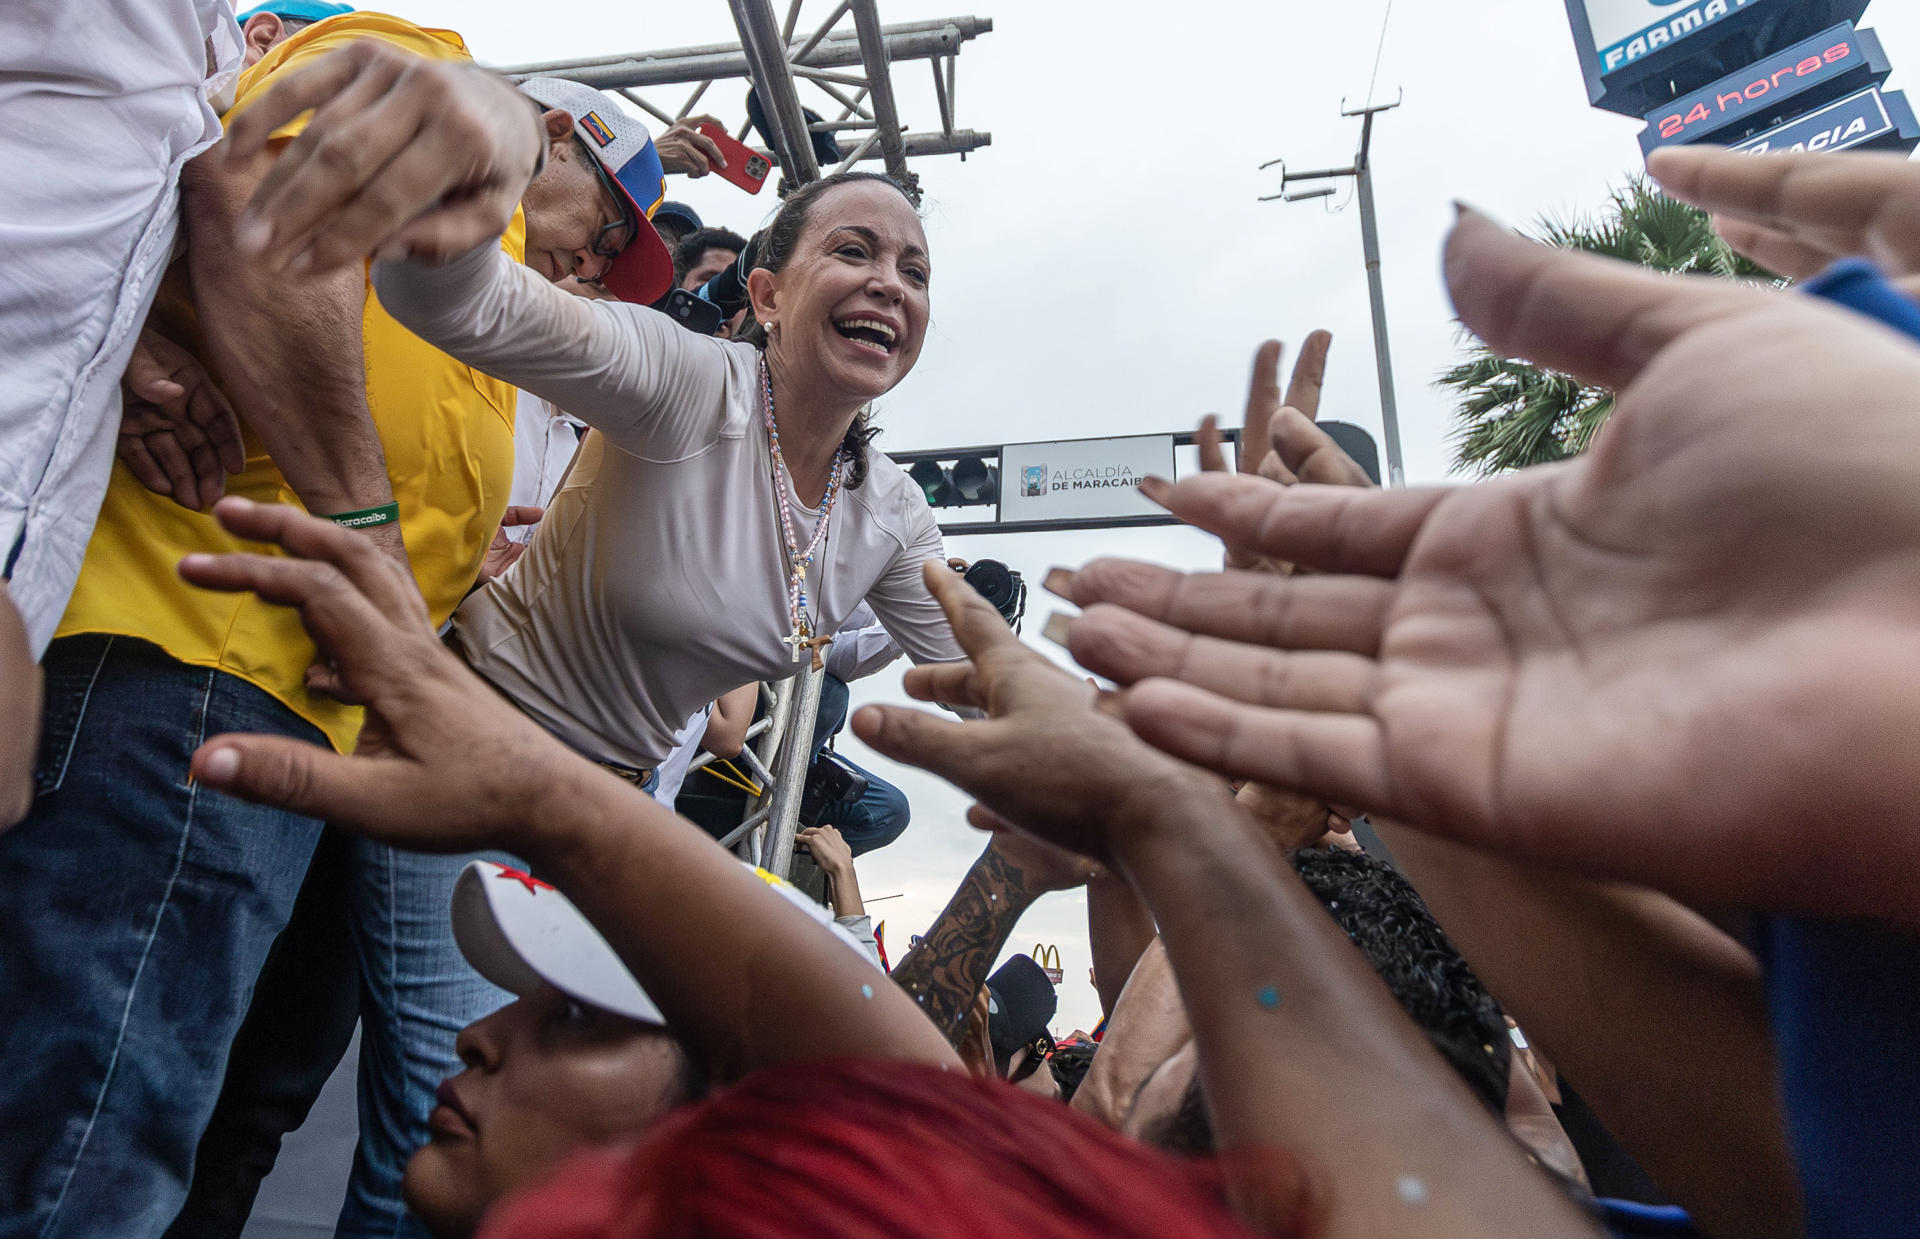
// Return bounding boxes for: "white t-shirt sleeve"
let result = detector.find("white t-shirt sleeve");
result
[372,243,740,460]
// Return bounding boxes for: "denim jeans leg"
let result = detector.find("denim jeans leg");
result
[163,829,362,1239]
[828,760,913,857]
[0,636,324,1239]
[335,839,516,1239]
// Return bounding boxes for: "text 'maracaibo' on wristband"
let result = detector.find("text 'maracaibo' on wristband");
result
[325,502,401,530]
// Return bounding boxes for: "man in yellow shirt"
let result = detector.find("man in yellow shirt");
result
[0,9,677,1238]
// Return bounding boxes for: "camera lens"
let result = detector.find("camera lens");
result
[962,560,1025,628]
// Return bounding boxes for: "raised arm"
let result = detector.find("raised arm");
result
[179,499,956,1084]
[181,150,405,563]
[890,832,1093,1045]
[1369,820,1800,1239]
[855,563,1600,1238]
[370,245,740,460]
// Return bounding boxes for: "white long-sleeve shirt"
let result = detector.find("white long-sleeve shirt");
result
[373,244,964,768]
[824,601,904,683]
[0,0,241,652]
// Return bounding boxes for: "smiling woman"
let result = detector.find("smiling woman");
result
[365,162,970,776]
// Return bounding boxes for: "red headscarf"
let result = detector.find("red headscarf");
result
[477,1057,1303,1239]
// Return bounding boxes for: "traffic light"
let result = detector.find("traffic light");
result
[950,455,998,504]
[908,455,998,508]
[909,459,955,506]
[1319,421,1382,486]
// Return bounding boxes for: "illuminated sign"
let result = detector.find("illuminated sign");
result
[1639,23,1886,152]
[1733,86,1916,155]
[1586,0,1766,76]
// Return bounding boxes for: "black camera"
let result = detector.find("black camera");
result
[798,751,870,829]
[961,559,1027,630]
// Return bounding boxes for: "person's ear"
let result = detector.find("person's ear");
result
[746,266,781,334]
[242,12,284,65]
[540,108,575,164]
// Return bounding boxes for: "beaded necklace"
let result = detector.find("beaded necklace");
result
[762,355,847,662]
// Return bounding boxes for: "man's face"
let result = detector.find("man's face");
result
[680,246,739,291]
[402,984,691,1239]
[521,128,633,288]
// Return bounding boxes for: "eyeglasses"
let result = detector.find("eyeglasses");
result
[575,138,636,285]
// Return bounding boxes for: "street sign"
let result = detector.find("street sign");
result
[1639,22,1890,152]
[1733,85,1920,155]
[997,433,1173,526]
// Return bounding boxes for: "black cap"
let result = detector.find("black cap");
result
[986,954,1057,1076]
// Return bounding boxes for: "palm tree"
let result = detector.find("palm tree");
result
[1439,177,1776,476]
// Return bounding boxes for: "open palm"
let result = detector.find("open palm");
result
[1056,212,1920,919]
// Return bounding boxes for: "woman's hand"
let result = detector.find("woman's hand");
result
[1048,209,1920,920]
[1649,145,1920,290]
[181,497,580,855]
[220,41,546,275]
[853,562,1230,870]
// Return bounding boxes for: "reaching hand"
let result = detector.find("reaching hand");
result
[219,41,545,275]
[118,328,247,511]
[852,561,1226,869]
[1648,145,1920,291]
[796,824,854,877]
[654,115,729,178]
[1048,209,1920,920]
[1196,332,1352,574]
[181,498,578,852]
[478,505,544,585]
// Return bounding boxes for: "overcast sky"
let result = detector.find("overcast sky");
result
[381,0,1920,1033]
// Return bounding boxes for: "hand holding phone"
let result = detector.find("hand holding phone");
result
[697,122,772,195]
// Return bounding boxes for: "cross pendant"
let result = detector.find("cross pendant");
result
[782,628,809,662]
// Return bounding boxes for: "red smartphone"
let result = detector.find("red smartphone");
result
[697,122,771,194]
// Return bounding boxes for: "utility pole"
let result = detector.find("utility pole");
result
[1261,95,1406,487]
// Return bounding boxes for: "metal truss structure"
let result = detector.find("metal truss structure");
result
[495,1,993,201]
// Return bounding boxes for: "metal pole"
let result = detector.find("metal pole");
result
[1352,112,1405,487]
[728,0,821,182]
[759,663,825,878]
[848,0,914,186]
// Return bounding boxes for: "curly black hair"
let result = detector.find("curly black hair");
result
[1141,846,1511,1156]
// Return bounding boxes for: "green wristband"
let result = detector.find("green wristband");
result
[324,502,401,530]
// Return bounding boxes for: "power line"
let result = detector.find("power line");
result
[1363,0,1395,109]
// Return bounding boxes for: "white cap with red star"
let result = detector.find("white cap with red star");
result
[451,860,874,1027]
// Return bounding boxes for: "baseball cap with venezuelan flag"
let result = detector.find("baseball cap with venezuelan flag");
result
[517,77,676,304]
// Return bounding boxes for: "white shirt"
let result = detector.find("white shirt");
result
[651,706,710,807]
[506,391,583,537]
[373,244,965,768]
[824,601,904,683]
[0,0,241,653]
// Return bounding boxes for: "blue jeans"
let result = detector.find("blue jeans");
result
[336,840,514,1237]
[0,636,325,1239]
[812,674,911,856]
[168,834,512,1239]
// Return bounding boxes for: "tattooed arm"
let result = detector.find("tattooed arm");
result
[892,833,1095,1044]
